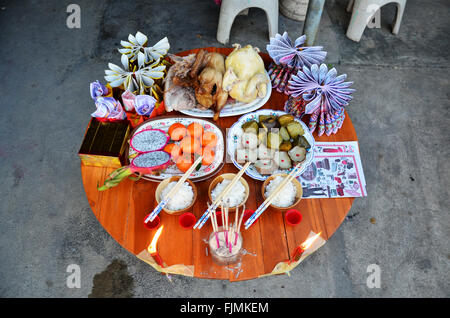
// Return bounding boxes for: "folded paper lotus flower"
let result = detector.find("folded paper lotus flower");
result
[121,90,136,111]
[135,95,156,116]
[91,97,127,121]
[90,80,110,100]
[105,31,170,97]
[104,54,166,95]
[288,64,355,136]
[118,31,170,65]
[266,32,327,95]
[267,32,326,68]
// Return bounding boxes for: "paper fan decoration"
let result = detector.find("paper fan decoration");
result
[267,32,327,94]
[267,32,326,68]
[118,31,170,65]
[288,64,355,136]
[104,54,166,95]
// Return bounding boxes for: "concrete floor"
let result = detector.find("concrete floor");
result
[0,0,448,298]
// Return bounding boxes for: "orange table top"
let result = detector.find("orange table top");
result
[81,48,357,281]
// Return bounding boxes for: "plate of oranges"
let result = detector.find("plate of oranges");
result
[127,116,225,182]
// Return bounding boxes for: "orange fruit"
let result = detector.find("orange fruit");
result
[180,135,201,154]
[201,146,215,166]
[201,131,218,148]
[187,122,204,140]
[168,123,186,141]
[163,143,182,160]
[176,153,194,173]
[163,143,175,153]
[194,145,204,156]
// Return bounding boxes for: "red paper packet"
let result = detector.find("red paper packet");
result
[149,101,166,118]
[125,101,166,128]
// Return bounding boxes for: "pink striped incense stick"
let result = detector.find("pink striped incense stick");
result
[208,203,220,248]
[226,204,232,253]
[233,205,239,245]
[225,204,229,251]
[235,205,245,245]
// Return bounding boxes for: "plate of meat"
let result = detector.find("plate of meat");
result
[164,45,271,120]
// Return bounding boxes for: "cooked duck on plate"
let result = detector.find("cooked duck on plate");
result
[164,45,271,120]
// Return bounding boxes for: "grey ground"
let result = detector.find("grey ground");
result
[0,0,449,298]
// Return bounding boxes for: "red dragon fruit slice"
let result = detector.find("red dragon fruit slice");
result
[129,129,169,153]
[130,151,171,174]
[98,150,171,191]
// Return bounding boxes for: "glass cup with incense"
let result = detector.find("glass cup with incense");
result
[208,201,244,266]
[208,226,243,266]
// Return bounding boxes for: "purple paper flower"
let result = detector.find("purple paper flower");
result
[134,95,156,116]
[91,97,126,120]
[288,64,354,114]
[90,80,109,100]
[267,32,327,68]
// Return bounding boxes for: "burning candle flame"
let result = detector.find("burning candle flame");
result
[300,232,322,250]
[148,225,164,254]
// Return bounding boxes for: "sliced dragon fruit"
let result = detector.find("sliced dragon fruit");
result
[98,150,171,191]
[130,129,169,153]
[130,151,171,174]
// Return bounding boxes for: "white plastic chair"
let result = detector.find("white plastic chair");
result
[346,0,407,42]
[217,0,278,44]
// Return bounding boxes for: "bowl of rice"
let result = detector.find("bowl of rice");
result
[208,173,249,212]
[155,176,197,215]
[261,174,302,210]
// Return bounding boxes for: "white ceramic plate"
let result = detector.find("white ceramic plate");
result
[128,116,225,182]
[227,109,315,181]
[178,71,272,118]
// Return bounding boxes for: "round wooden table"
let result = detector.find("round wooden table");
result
[81,48,358,281]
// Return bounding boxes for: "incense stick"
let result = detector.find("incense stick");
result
[208,203,216,232]
[226,201,232,252]
[213,210,221,248]
[238,204,245,233]
[224,202,229,250]
[234,204,239,232]
[235,204,245,245]
[208,203,220,249]
[220,203,225,231]
[145,155,203,223]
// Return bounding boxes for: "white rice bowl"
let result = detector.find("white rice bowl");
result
[211,179,246,207]
[161,181,194,211]
[264,176,297,207]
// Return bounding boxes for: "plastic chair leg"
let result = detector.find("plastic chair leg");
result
[217,4,241,44]
[346,3,375,42]
[216,0,279,44]
[265,2,279,38]
[346,0,355,12]
[392,1,405,34]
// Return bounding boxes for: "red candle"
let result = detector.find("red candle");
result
[150,252,165,267]
[148,226,165,267]
[289,232,322,264]
[290,246,305,263]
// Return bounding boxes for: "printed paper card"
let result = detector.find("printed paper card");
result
[297,141,367,198]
